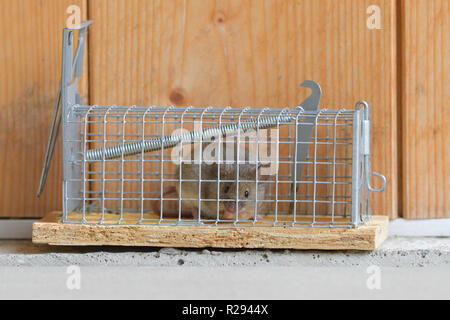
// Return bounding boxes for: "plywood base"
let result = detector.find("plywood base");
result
[32,212,388,250]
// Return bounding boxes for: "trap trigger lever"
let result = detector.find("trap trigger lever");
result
[37,21,93,197]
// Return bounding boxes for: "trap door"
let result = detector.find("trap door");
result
[289,81,321,216]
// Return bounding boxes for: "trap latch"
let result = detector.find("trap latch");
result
[356,100,386,193]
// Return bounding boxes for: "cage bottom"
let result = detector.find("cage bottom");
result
[62,210,356,228]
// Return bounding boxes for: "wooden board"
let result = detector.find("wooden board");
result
[59,210,361,226]
[400,0,450,218]
[0,0,88,217]
[87,0,398,218]
[32,212,389,250]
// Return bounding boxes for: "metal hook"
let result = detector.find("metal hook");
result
[299,80,321,111]
[365,159,386,192]
[355,100,386,193]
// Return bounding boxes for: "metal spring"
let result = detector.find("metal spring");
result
[85,110,300,161]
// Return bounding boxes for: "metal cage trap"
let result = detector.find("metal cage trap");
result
[37,22,386,233]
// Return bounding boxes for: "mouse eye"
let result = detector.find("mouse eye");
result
[244,190,249,198]
[223,185,230,193]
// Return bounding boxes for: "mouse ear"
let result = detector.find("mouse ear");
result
[219,163,234,174]
[257,162,273,180]
[208,162,222,177]
[206,162,230,178]
[209,162,218,169]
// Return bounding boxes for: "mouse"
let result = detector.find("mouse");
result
[151,161,269,221]
[176,161,269,221]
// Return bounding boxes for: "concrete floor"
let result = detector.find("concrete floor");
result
[2,215,450,299]
[0,237,449,299]
[0,237,449,267]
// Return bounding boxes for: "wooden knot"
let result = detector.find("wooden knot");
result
[213,11,226,25]
[169,88,186,106]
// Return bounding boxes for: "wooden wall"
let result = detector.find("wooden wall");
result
[0,0,447,219]
[0,0,88,218]
[88,0,398,218]
[400,0,449,219]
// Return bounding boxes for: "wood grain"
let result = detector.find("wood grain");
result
[32,211,389,250]
[400,0,450,218]
[88,0,398,218]
[0,0,88,217]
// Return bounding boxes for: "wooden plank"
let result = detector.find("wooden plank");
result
[400,0,450,218]
[61,210,359,226]
[88,0,398,218]
[32,212,389,250]
[0,0,88,217]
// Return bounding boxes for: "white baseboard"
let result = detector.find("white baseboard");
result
[0,219,37,239]
[389,218,450,237]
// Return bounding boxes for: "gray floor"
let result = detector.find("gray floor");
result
[0,237,449,267]
[0,236,449,299]
[1,265,449,299]
[1,218,449,299]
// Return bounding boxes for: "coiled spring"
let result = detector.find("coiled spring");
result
[85,109,301,161]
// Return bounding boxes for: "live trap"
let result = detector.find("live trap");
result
[33,22,388,250]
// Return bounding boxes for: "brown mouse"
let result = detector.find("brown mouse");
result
[176,162,269,221]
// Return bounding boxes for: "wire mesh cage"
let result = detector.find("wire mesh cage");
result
[38,22,386,229]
